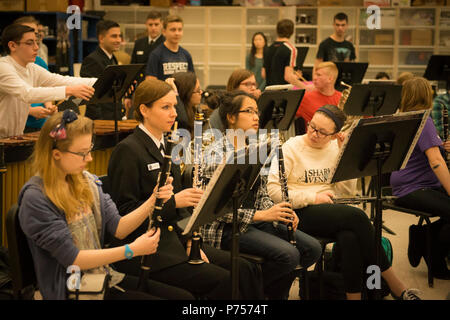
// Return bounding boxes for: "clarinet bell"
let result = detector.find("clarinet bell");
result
[188,233,205,265]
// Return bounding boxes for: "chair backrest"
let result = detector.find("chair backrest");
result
[5,204,36,299]
[98,175,111,195]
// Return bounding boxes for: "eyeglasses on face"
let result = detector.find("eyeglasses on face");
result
[307,122,335,138]
[237,108,260,117]
[63,143,95,161]
[240,81,257,89]
[16,39,39,47]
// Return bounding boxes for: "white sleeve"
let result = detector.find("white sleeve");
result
[0,63,96,104]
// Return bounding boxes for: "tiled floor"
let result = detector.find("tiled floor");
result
[289,207,450,300]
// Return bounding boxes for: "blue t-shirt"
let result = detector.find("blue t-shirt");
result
[146,43,194,80]
[26,56,49,129]
[390,117,443,198]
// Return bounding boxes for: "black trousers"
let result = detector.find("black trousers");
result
[395,187,450,268]
[113,245,262,300]
[105,275,194,300]
[295,204,391,293]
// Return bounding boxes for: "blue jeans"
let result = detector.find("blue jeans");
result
[222,221,321,299]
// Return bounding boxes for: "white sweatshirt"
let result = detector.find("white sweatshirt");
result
[0,55,97,138]
[267,135,357,209]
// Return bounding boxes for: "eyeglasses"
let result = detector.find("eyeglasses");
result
[64,143,94,161]
[238,108,260,117]
[16,40,39,47]
[240,81,257,89]
[307,122,335,138]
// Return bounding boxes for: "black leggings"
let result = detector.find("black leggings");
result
[295,204,391,293]
[104,275,195,300]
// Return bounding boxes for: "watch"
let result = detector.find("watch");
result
[124,244,134,260]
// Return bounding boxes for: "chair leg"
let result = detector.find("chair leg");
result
[299,268,309,300]
[424,217,434,288]
[318,243,327,300]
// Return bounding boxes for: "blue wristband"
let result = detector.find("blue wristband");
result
[124,244,134,260]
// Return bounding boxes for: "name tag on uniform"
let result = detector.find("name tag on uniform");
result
[137,51,144,55]
[147,162,160,171]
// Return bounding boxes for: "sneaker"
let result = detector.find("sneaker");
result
[401,288,421,300]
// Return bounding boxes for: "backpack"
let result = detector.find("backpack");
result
[299,237,393,300]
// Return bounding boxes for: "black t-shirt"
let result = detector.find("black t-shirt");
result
[264,41,297,86]
[316,37,356,62]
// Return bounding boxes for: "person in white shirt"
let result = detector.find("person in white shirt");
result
[0,24,96,138]
[267,104,422,300]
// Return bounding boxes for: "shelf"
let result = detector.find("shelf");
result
[359,45,394,49]
[296,25,318,28]
[398,46,435,49]
[246,25,276,29]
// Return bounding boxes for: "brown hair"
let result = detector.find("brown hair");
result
[396,72,414,85]
[13,16,39,26]
[276,19,294,38]
[172,72,197,133]
[133,78,173,122]
[400,77,433,112]
[315,104,347,133]
[147,11,163,21]
[226,69,254,92]
[163,15,183,29]
[1,24,35,54]
[31,112,94,220]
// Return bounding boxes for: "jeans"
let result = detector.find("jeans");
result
[222,221,322,299]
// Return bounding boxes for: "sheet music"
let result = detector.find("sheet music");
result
[329,119,360,182]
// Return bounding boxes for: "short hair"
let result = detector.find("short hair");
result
[133,78,173,122]
[375,72,390,80]
[400,77,433,113]
[146,11,162,21]
[334,12,348,22]
[276,19,294,38]
[227,69,254,92]
[13,16,39,26]
[96,20,120,39]
[316,61,338,81]
[1,24,35,54]
[163,15,183,29]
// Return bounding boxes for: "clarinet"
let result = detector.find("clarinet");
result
[443,107,449,167]
[137,122,177,291]
[188,106,205,265]
[277,135,296,246]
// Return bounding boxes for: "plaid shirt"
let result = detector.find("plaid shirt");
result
[432,93,450,140]
[199,135,275,249]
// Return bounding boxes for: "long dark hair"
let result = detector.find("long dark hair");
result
[249,32,267,68]
[172,71,198,133]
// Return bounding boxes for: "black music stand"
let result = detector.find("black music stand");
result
[183,145,267,300]
[335,62,369,91]
[295,46,309,71]
[343,83,402,117]
[330,110,429,299]
[258,89,305,131]
[81,64,145,144]
[423,55,450,90]
[344,83,402,234]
